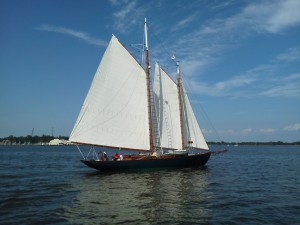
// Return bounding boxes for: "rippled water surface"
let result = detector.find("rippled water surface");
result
[0,145,299,225]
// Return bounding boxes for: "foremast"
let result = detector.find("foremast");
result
[144,18,154,152]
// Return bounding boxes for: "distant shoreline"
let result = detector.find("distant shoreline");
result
[0,135,299,146]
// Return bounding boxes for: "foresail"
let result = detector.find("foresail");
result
[181,85,209,150]
[153,63,182,149]
[70,35,150,151]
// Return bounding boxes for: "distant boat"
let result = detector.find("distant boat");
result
[69,19,212,171]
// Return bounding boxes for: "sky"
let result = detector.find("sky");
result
[0,0,300,142]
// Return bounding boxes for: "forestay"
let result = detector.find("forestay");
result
[70,35,150,150]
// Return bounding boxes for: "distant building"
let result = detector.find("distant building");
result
[0,140,11,145]
[48,139,72,145]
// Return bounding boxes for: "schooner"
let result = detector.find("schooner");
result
[69,19,211,171]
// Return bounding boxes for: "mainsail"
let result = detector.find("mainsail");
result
[153,63,209,150]
[70,35,150,151]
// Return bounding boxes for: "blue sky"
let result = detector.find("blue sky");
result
[1,0,299,142]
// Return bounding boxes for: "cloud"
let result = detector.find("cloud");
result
[215,75,257,92]
[260,72,300,97]
[259,128,276,133]
[202,129,214,134]
[261,82,300,97]
[240,128,276,133]
[242,128,253,133]
[221,0,300,34]
[276,47,300,63]
[210,0,237,10]
[168,1,300,72]
[213,128,277,139]
[245,47,300,98]
[283,73,300,81]
[113,1,136,20]
[171,13,198,31]
[263,0,300,33]
[241,128,278,133]
[249,47,300,75]
[35,24,107,47]
[217,129,235,135]
[186,45,300,98]
[111,1,145,33]
[187,74,257,97]
[108,0,119,6]
[284,123,300,131]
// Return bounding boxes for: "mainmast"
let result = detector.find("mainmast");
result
[144,18,154,151]
[177,62,185,150]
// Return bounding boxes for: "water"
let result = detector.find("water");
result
[0,145,299,225]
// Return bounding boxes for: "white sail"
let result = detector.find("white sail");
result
[181,85,209,150]
[153,63,182,149]
[70,35,150,150]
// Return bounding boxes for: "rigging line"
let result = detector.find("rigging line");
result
[148,27,174,62]
[180,71,224,143]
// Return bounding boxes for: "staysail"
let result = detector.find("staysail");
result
[70,35,150,151]
[181,84,209,150]
[153,63,182,149]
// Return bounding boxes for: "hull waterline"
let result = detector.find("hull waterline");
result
[81,152,211,171]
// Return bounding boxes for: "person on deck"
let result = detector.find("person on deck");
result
[104,152,109,161]
[98,151,103,160]
[99,151,109,161]
[113,152,122,161]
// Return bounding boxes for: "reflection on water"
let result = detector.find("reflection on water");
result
[63,168,210,224]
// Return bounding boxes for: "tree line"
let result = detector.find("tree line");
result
[0,135,299,145]
[0,135,69,145]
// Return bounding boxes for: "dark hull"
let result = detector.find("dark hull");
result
[81,152,211,171]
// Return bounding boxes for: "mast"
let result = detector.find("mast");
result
[177,62,185,149]
[144,18,154,151]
